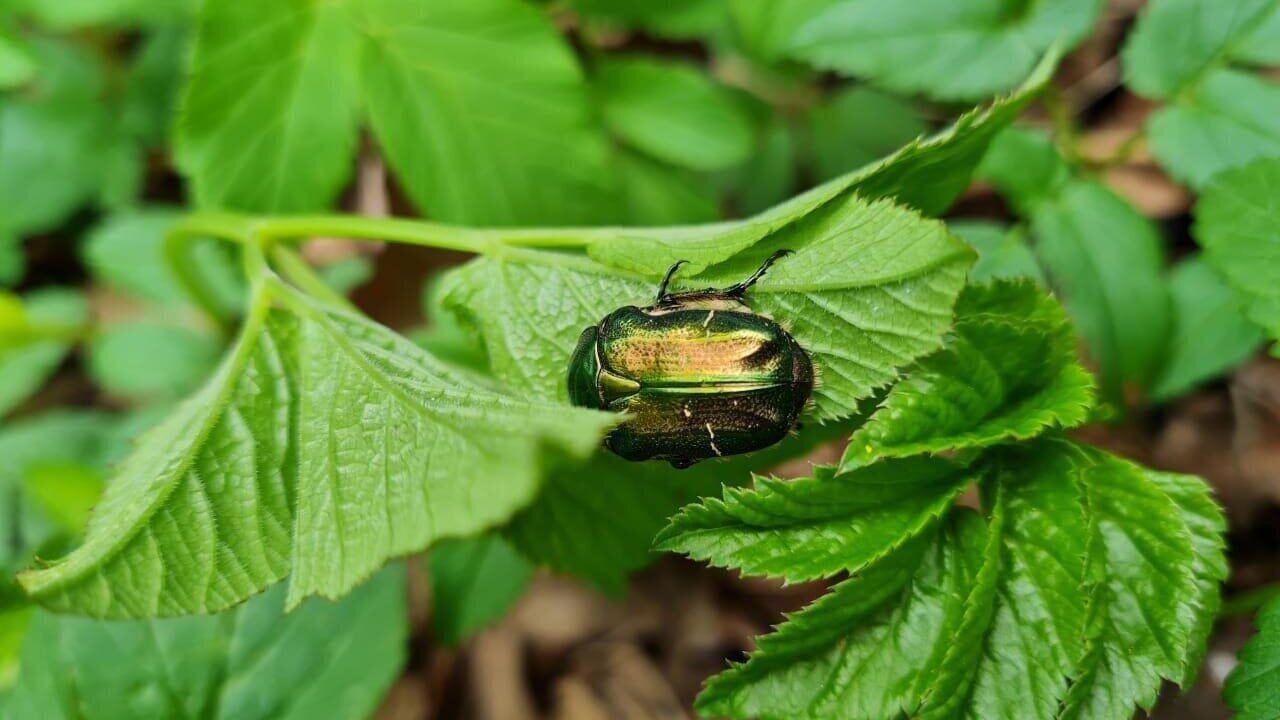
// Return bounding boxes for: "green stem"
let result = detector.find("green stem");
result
[1221,583,1280,619]
[269,246,359,313]
[164,213,252,336]
[249,214,621,251]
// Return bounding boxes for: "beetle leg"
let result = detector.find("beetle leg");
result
[656,259,689,302]
[727,249,792,296]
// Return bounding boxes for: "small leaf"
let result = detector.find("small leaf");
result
[1225,594,1280,720]
[429,533,533,646]
[1150,257,1263,401]
[1193,157,1280,342]
[779,0,1098,101]
[806,87,927,182]
[6,568,405,720]
[727,119,799,216]
[975,127,1070,216]
[1030,180,1171,398]
[176,0,360,212]
[597,55,758,172]
[87,320,223,402]
[696,513,985,720]
[950,221,1045,285]
[18,284,616,617]
[0,288,86,418]
[1122,0,1276,100]
[1122,0,1280,187]
[839,281,1093,470]
[586,51,1056,276]
[358,0,618,225]
[616,151,720,226]
[81,209,244,312]
[655,458,975,583]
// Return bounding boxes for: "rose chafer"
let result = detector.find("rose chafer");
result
[567,251,815,468]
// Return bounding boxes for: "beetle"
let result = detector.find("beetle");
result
[567,250,814,468]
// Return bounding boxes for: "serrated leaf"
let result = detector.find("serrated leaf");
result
[1226,594,1280,720]
[6,567,405,720]
[358,0,617,225]
[1150,257,1263,401]
[777,0,1098,101]
[806,86,927,182]
[504,424,844,593]
[950,221,1045,285]
[696,513,985,720]
[839,281,1092,470]
[585,51,1056,276]
[448,195,972,422]
[428,533,533,646]
[676,437,1224,720]
[18,283,616,617]
[1060,445,1223,719]
[1193,157,1280,342]
[597,55,758,172]
[1030,180,1171,398]
[0,288,86,418]
[655,458,975,583]
[87,320,223,402]
[176,0,360,212]
[1123,0,1280,188]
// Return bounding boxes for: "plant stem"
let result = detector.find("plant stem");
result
[249,214,621,252]
[269,246,359,313]
[1221,583,1280,619]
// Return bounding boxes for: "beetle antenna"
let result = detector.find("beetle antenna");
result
[727,249,791,295]
[657,260,688,301]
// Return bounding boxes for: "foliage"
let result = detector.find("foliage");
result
[1226,594,1280,720]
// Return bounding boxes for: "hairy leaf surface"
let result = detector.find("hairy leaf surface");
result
[1226,594,1280,720]
[840,281,1093,470]
[18,284,614,616]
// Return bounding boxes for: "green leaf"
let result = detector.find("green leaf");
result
[18,283,616,617]
[1061,446,1225,719]
[11,0,193,30]
[358,0,617,225]
[505,422,849,593]
[1030,180,1171,397]
[448,195,973,422]
[87,320,223,402]
[975,126,1070,216]
[21,464,103,538]
[6,567,405,720]
[1226,594,1280,720]
[429,533,533,646]
[696,513,986,720]
[0,288,86,418]
[569,0,728,39]
[1150,257,1263,401]
[1122,0,1277,100]
[949,221,1045,285]
[728,0,842,63]
[123,28,187,148]
[81,209,244,312]
[1236,5,1280,64]
[0,39,113,235]
[316,256,373,296]
[0,27,35,90]
[1123,0,1280,188]
[727,118,798,216]
[616,151,720,226]
[1146,69,1280,189]
[586,50,1056,276]
[675,439,1225,719]
[655,459,975,583]
[1193,157,1280,342]
[806,87,927,182]
[597,55,758,172]
[176,0,360,212]
[0,234,22,287]
[839,281,1092,470]
[779,0,1098,101]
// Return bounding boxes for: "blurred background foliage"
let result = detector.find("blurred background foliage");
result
[1,0,1279,717]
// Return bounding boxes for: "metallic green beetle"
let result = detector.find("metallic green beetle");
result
[567,251,814,468]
